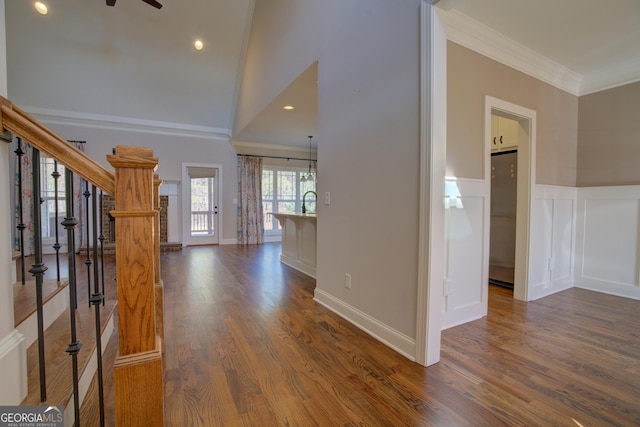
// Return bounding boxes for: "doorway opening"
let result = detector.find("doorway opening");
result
[488,112,519,289]
[484,97,536,301]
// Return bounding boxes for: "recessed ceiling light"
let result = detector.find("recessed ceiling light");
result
[194,40,204,51]
[282,105,295,110]
[35,1,48,15]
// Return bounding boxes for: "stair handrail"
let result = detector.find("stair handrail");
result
[0,97,115,195]
[2,96,164,424]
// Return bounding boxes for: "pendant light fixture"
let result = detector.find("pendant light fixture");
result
[301,135,314,182]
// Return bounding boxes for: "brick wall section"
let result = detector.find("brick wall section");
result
[102,194,116,242]
[159,196,168,243]
[102,194,168,243]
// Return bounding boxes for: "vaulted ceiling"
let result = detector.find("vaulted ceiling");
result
[5,0,640,150]
[5,0,253,136]
[235,0,640,148]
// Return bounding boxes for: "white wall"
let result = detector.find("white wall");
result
[30,116,239,245]
[236,0,422,358]
[575,185,640,299]
[0,0,28,404]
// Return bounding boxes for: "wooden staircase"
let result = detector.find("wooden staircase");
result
[2,96,165,426]
[14,254,118,426]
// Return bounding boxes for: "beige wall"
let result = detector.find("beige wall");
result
[447,42,578,186]
[577,81,640,186]
[236,0,422,339]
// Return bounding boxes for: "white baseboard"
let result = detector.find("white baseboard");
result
[263,234,282,243]
[530,281,574,301]
[280,254,316,279]
[0,330,27,405]
[220,238,239,245]
[313,288,415,361]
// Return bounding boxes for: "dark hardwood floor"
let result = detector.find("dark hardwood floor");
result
[155,244,640,426]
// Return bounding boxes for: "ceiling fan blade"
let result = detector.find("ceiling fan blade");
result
[142,0,163,8]
[106,0,116,6]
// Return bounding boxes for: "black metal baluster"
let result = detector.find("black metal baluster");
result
[62,169,82,426]
[90,185,106,426]
[84,181,92,307]
[52,160,61,281]
[30,148,48,402]
[14,138,26,285]
[99,190,106,307]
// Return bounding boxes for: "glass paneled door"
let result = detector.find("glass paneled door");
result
[183,164,219,245]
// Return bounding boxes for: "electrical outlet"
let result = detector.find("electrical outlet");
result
[325,192,331,205]
[345,273,351,289]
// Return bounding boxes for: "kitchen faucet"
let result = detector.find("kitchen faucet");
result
[302,190,317,214]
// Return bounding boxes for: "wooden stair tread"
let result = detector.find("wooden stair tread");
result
[14,279,69,327]
[21,298,117,407]
[20,253,118,409]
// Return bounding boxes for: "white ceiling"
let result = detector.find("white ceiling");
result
[5,0,640,150]
[235,0,640,149]
[448,0,640,95]
[5,0,253,133]
[233,62,318,148]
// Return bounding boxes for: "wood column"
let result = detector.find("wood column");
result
[153,174,164,354]
[107,146,163,426]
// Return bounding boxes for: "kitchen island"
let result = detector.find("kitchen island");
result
[271,213,317,278]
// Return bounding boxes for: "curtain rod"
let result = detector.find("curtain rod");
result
[67,140,87,144]
[237,154,316,162]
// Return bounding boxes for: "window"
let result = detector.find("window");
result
[262,167,316,233]
[40,156,66,239]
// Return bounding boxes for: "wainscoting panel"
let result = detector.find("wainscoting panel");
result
[528,185,577,300]
[576,186,640,299]
[442,178,489,329]
[529,198,553,288]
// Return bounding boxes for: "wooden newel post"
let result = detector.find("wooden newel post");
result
[107,146,164,426]
[153,174,165,354]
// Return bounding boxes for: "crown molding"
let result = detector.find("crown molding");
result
[578,70,640,96]
[23,106,232,141]
[442,9,583,96]
[231,140,313,155]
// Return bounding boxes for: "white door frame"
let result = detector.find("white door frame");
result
[484,97,536,301]
[415,1,447,367]
[182,163,222,246]
[416,2,538,366]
